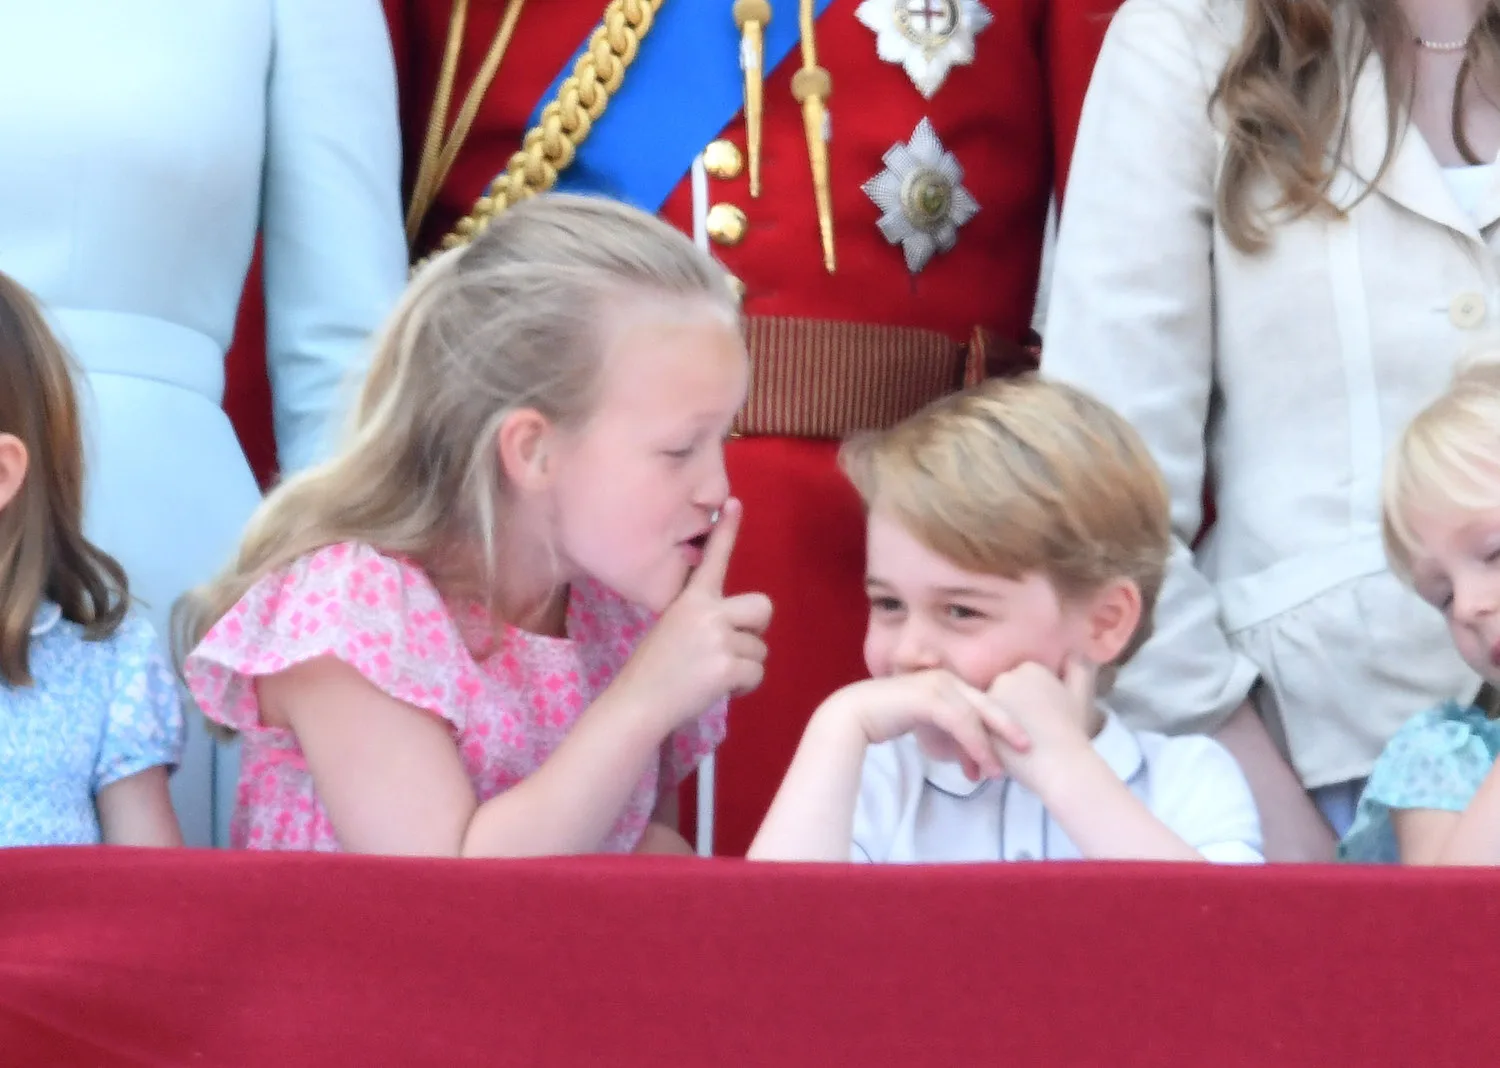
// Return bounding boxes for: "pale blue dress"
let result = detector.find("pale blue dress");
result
[1338,700,1500,863]
[0,2,409,846]
[0,604,184,848]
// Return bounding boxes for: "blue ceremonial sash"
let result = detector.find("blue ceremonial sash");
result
[528,0,839,212]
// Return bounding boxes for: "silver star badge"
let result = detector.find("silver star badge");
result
[855,0,993,99]
[862,118,979,274]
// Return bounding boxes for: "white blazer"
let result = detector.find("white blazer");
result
[1042,0,1489,788]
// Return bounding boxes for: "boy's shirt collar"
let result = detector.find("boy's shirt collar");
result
[921,706,1145,798]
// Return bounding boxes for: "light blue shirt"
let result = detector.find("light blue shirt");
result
[1339,700,1500,863]
[0,604,184,847]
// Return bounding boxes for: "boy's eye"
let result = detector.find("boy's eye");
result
[945,604,983,621]
[870,596,902,613]
[662,446,694,460]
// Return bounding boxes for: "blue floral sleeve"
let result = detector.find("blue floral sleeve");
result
[92,614,186,792]
[1338,701,1500,863]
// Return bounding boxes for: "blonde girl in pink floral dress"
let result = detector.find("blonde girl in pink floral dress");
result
[175,196,771,856]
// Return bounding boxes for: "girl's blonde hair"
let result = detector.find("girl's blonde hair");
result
[840,375,1172,667]
[174,194,736,673]
[1213,0,1500,252]
[0,272,129,685]
[1383,355,1500,583]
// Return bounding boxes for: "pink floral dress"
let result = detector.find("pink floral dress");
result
[183,542,725,852]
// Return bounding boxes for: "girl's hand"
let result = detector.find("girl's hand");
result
[610,498,773,732]
[985,657,1099,796]
[821,670,1031,783]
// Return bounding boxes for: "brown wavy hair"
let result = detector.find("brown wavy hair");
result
[1213,0,1500,252]
[0,272,128,685]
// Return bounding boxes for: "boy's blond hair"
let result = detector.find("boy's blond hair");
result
[839,374,1171,667]
[1383,356,1500,584]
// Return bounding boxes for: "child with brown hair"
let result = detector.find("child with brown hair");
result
[750,375,1262,863]
[0,272,183,847]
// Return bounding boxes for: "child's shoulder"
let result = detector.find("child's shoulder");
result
[32,602,164,674]
[1128,722,1247,793]
[15,606,174,739]
[1383,699,1499,753]
[1339,700,1500,863]
[187,542,476,734]
[280,540,435,592]
[236,541,447,622]
[1367,699,1500,793]
[1119,720,1263,861]
[104,605,165,651]
[1131,725,1236,762]
[192,541,461,678]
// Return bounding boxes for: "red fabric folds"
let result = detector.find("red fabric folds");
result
[2,847,1496,1066]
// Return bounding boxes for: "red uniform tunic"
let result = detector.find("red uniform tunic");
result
[392,0,1068,338]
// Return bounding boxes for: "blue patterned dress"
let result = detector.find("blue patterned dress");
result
[0,603,184,847]
[1338,700,1500,863]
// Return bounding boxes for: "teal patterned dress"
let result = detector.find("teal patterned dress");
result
[1339,697,1500,864]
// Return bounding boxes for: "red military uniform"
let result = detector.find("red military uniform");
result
[365,0,1118,855]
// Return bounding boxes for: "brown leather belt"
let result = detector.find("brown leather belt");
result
[733,316,1039,439]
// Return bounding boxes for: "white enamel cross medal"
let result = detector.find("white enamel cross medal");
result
[855,0,993,99]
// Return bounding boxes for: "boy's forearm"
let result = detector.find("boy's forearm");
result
[747,702,869,861]
[1033,750,1204,862]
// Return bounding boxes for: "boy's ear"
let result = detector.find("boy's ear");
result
[1074,577,1142,666]
[0,433,28,512]
[495,409,553,492]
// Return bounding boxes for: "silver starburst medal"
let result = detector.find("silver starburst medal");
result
[862,118,979,274]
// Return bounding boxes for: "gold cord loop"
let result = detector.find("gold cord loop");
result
[419,0,837,275]
[417,0,666,268]
[405,0,530,249]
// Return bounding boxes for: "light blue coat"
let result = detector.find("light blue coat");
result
[0,0,409,845]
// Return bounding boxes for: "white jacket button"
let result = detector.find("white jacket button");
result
[1450,292,1487,329]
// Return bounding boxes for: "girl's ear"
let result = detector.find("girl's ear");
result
[494,409,553,492]
[0,434,28,512]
